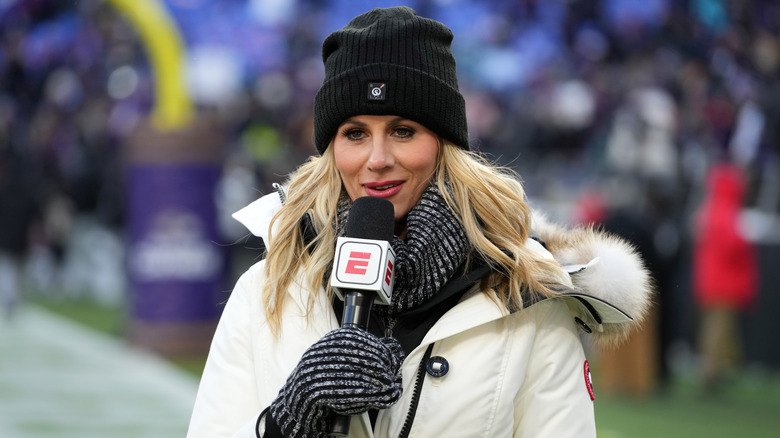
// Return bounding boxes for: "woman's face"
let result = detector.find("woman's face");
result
[333,115,440,222]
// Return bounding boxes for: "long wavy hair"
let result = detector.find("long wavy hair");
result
[261,141,568,335]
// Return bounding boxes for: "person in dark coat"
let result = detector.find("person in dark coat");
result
[0,154,40,318]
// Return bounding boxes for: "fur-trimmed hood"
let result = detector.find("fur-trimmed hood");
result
[531,212,654,348]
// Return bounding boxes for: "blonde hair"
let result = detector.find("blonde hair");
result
[435,144,568,311]
[261,142,567,335]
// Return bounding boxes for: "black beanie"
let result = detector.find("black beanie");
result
[313,6,469,154]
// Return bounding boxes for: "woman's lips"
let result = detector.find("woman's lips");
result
[363,181,403,198]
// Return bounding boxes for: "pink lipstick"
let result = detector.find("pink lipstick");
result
[364,181,403,198]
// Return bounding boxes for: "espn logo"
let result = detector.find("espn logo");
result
[332,237,394,305]
[345,251,371,275]
[344,252,393,288]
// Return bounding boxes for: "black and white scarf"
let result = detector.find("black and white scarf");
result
[336,182,469,317]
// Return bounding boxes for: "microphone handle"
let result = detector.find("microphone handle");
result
[329,291,375,436]
[329,415,351,437]
[341,290,374,329]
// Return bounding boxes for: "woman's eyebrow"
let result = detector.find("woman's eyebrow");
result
[341,117,411,127]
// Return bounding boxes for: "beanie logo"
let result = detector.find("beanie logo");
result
[367,82,386,101]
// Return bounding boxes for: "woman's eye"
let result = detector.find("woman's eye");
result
[343,128,365,141]
[393,126,414,138]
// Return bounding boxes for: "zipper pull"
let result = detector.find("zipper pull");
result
[272,182,286,204]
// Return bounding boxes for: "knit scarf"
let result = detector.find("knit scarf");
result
[336,182,469,317]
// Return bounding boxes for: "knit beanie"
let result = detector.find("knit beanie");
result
[313,6,469,154]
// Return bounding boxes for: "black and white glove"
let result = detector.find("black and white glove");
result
[267,327,405,437]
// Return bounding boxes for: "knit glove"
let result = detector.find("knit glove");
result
[268,327,405,438]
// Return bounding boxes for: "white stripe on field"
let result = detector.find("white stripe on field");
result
[0,305,199,438]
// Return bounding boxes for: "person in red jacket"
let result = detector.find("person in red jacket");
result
[692,162,759,391]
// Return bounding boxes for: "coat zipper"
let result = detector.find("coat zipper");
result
[397,343,434,438]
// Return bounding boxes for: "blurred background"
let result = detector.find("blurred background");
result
[1,0,779,436]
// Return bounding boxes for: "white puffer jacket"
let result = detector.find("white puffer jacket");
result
[186,193,652,438]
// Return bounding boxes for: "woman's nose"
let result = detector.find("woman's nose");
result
[367,137,394,170]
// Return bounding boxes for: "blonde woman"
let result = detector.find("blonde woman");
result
[187,7,652,438]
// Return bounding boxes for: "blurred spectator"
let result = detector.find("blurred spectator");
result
[753,29,780,213]
[573,175,682,396]
[692,162,758,392]
[0,151,40,319]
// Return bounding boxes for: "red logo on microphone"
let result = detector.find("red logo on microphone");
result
[345,252,371,275]
[332,237,395,305]
[385,260,393,286]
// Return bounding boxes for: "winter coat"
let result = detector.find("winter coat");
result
[186,192,651,438]
[692,164,758,309]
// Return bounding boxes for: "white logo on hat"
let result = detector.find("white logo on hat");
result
[367,82,386,101]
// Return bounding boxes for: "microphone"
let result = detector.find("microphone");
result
[332,196,395,328]
[329,196,395,436]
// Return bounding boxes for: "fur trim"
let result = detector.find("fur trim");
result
[532,212,654,348]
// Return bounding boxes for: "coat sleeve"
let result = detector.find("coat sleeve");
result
[513,300,597,438]
[186,264,266,438]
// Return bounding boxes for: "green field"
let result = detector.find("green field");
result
[33,296,780,437]
[595,376,780,437]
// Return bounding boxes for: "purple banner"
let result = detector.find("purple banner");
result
[126,163,225,322]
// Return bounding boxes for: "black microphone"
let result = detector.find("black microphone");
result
[329,196,395,436]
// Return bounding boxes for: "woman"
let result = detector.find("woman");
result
[187,7,652,438]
